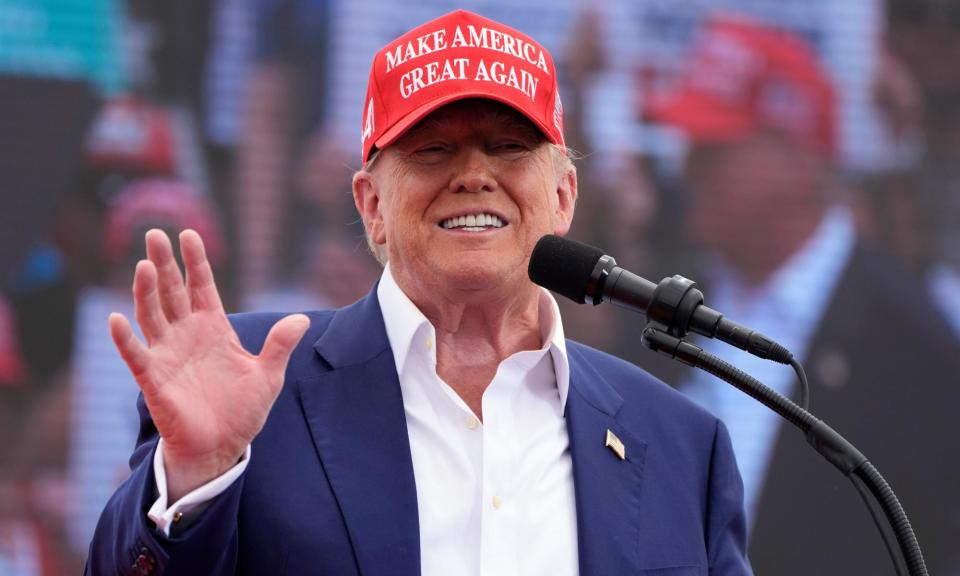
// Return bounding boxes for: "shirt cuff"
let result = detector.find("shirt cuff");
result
[147,438,251,536]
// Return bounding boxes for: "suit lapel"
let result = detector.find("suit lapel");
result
[566,345,646,576]
[297,292,420,576]
[294,292,649,576]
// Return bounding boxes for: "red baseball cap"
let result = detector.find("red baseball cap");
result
[360,9,565,164]
[85,96,177,175]
[647,14,836,156]
[103,179,225,265]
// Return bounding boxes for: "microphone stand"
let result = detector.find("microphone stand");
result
[641,324,927,576]
[527,235,927,574]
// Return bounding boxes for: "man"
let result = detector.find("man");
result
[648,15,960,575]
[86,10,752,575]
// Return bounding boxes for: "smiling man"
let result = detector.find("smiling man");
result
[86,10,752,576]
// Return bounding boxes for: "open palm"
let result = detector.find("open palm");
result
[110,229,308,500]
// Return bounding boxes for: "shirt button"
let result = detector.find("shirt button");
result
[465,416,480,430]
[492,495,502,510]
[172,511,183,523]
[425,337,433,350]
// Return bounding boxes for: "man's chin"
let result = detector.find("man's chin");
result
[433,260,520,293]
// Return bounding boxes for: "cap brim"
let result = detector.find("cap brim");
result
[373,89,560,154]
[647,89,754,143]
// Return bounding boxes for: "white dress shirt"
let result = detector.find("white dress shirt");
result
[928,262,960,339]
[378,265,577,576]
[149,265,579,576]
[681,206,855,523]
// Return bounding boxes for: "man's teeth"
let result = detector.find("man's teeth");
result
[440,213,505,230]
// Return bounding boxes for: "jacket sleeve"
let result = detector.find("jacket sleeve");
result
[84,394,246,576]
[705,419,754,576]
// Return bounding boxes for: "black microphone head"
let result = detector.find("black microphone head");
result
[529,234,607,304]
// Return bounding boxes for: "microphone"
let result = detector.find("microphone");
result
[530,236,932,576]
[528,234,793,364]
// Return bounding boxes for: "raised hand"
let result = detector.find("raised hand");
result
[109,229,309,502]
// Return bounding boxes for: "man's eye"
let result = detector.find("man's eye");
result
[492,142,529,154]
[414,144,449,155]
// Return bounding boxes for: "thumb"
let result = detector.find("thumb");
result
[259,314,311,376]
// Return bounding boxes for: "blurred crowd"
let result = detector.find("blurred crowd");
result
[0,0,958,574]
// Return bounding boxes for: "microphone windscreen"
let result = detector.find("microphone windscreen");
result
[528,235,605,304]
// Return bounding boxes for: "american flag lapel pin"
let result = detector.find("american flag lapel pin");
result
[605,429,626,461]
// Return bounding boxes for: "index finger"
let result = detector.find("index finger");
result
[179,229,225,313]
[145,229,191,322]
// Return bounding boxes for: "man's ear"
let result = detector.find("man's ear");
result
[552,164,578,236]
[352,170,386,245]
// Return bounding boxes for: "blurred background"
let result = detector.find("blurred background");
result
[0,0,958,574]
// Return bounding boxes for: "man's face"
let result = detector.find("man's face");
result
[684,131,825,281]
[353,100,577,299]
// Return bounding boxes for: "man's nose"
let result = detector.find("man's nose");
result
[449,146,496,194]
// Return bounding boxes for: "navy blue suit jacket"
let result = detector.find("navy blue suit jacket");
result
[86,289,751,576]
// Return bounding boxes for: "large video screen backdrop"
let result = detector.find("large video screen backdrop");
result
[0,0,958,573]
